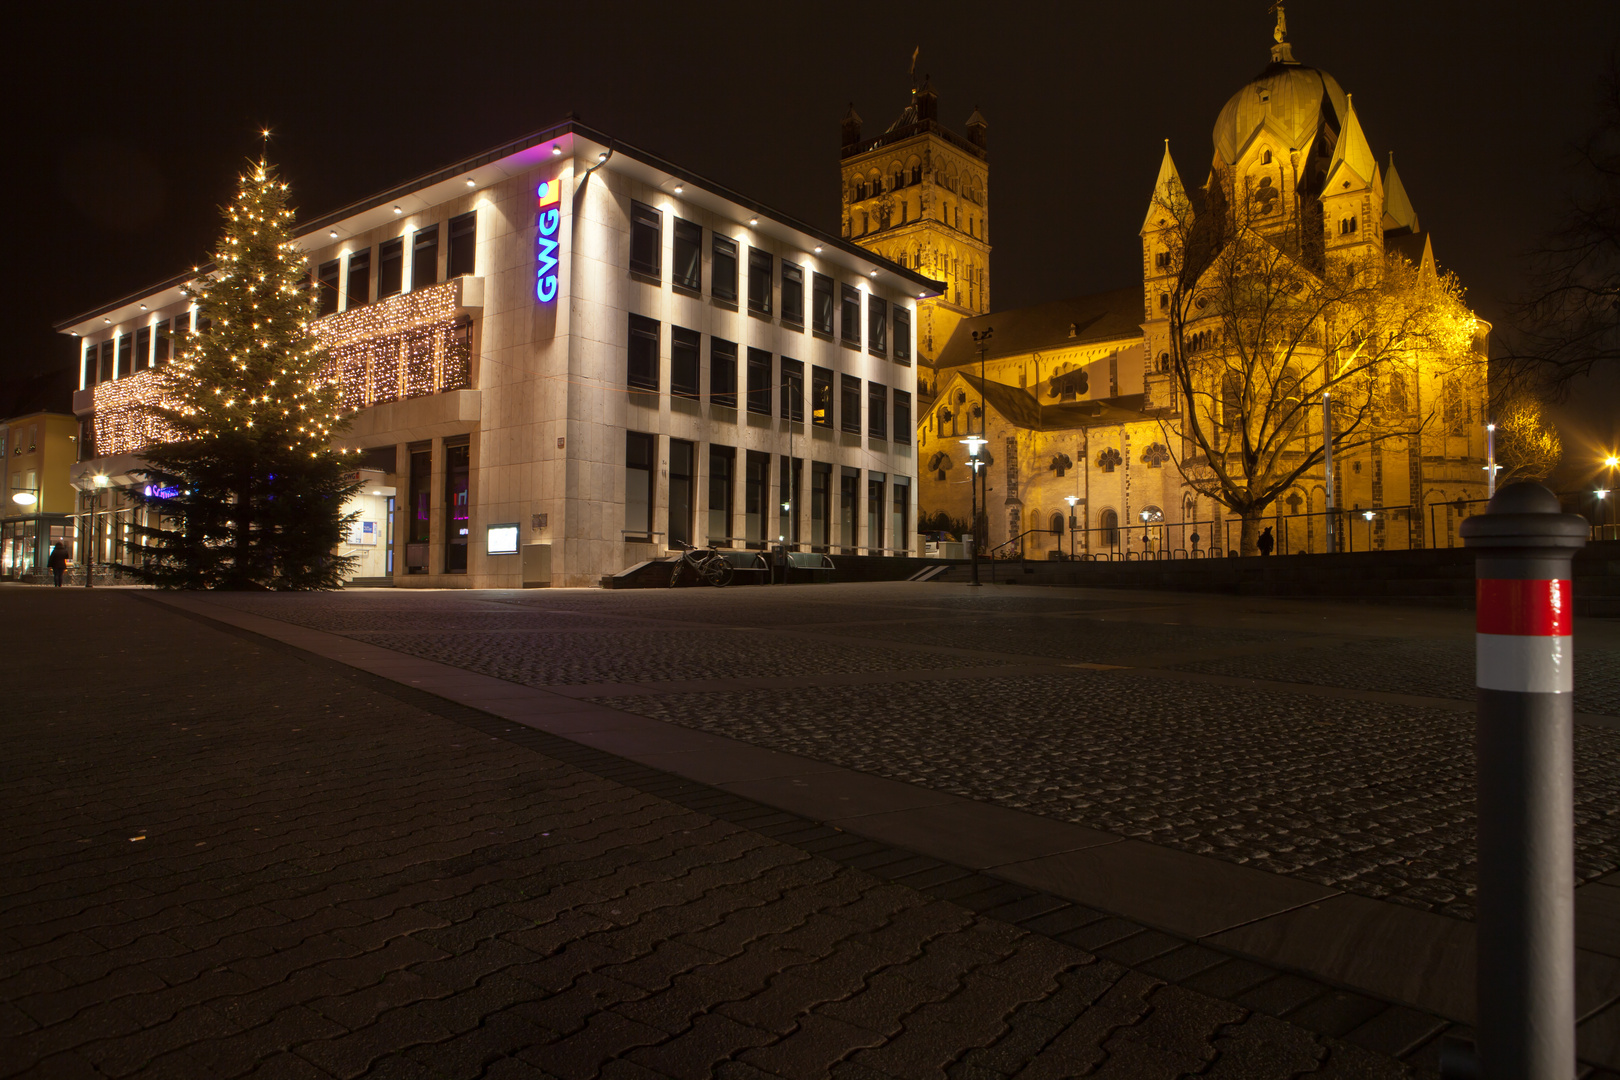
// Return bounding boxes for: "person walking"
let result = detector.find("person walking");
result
[46,542,68,587]
[1257,525,1275,557]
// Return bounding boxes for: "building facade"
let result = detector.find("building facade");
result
[60,123,939,587]
[918,20,1489,557]
[1,412,79,579]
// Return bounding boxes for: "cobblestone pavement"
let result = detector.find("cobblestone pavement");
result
[0,589,1453,1078]
[212,586,1620,919]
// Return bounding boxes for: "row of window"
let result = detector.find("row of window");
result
[315,211,478,317]
[625,432,912,552]
[86,312,203,385]
[628,202,911,363]
[625,315,912,443]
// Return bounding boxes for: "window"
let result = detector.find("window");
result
[812,272,834,335]
[746,348,772,414]
[628,314,660,392]
[891,478,910,555]
[154,320,173,366]
[840,283,862,345]
[412,223,439,289]
[629,200,662,277]
[868,383,887,439]
[98,341,114,383]
[1100,508,1119,548]
[812,366,833,427]
[408,447,432,570]
[744,450,769,548]
[894,306,911,365]
[781,262,804,327]
[779,456,801,545]
[710,338,737,408]
[811,462,831,550]
[134,326,151,373]
[747,247,773,315]
[893,389,912,445]
[1340,216,1358,235]
[712,234,738,302]
[839,466,860,550]
[444,441,470,573]
[867,474,885,552]
[447,210,477,277]
[780,358,804,422]
[708,445,734,546]
[669,439,694,549]
[671,326,700,400]
[1155,250,1171,270]
[673,218,702,292]
[625,432,655,540]
[345,248,371,309]
[116,334,132,379]
[378,237,404,298]
[841,375,862,434]
[867,296,887,355]
[317,259,340,316]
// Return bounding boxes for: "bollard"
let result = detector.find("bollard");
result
[1459,482,1587,1080]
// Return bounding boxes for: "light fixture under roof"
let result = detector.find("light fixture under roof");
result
[598,151,608,161]
[329,229,338,238]
[392,205,403,215]
[869,270,878,277]
[918,292,926,298]
[103,318,111,324]
[749,217,758,226]
[464,177,476,187]
[813,245,822,254]
[673,184,683,194]
[139,304,147,310]
[551,145,562,156]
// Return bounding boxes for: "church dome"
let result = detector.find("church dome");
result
[1212,61,1349,166]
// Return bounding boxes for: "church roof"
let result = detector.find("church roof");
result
[1212,61,1348,166]
[950,372,1153,433]
[1383,153,1420,234]
[1324,94,1378,189]
[1142,142,1186,232]
[935,288,1142,369]
[1387,230,1433,272]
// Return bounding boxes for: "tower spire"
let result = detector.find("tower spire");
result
[1268,2,1296,63]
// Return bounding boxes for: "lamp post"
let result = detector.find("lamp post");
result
[1065,494,1079,561]
[1605,456,1619,537]
[961,435,986,585]
[83,473,109,589]
[1323,390,1335,554]
[1598,489,1610,540]
[1483,420,1496,498]
[969,326,993,584]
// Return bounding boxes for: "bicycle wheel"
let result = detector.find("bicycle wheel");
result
[668,561,685,588]
[704,559,734,587]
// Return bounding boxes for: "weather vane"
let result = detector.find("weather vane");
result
[1270,2,1287,42]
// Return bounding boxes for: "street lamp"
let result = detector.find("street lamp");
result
[1064,494,1080,561]
[1604,457,1620,536]
[1486,422,1497,497]
[961,434,987,585]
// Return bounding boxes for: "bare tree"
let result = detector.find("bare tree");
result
[1154,171,1481,554]
[1506,60,1620,391]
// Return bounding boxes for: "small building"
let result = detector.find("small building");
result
[0,412,80,580]
[57,122,941,587]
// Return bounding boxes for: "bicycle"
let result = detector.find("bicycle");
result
[668,541,735,587]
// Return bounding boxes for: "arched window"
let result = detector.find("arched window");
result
[910,164,921,184]
[1221,371,1244,430]
[1262,149,1273,165]
[855,180,866,201]
[1049,512,1064,536]
[1100,508,1119,548]
[1340,216,1358,235]
[1253,176,1279,216]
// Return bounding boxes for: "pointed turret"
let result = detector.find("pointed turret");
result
[841,102,863,150]
[1324,93,1378,190]
[966,106,988,149]
[1382,152,1420,235]
[1141,140,1186,233]
[915,75,938,123]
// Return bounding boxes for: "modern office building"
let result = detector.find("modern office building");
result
[0,411,79,580]
[59,122,940,587]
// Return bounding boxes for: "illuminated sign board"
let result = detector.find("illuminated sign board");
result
[536,178,561,303]
[487,523,519,555]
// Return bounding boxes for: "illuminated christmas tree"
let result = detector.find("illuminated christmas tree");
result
[126,156,359,589]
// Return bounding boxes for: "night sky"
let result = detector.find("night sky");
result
[10,1,1619,455]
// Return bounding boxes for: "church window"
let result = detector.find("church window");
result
[1155,251,1171,270]
[1158,352,1170,372]
[1159,293,1169,311]
[1096,448,1121,473]
[910,164,921,184]
[856,180,867,200]
[1100,508,1120,548]
[1252,176,1279,216]
[1221,371,1243,429]
[1340,216,1358,235]
[1049,513,1064,537]
[1262,149,1272,165]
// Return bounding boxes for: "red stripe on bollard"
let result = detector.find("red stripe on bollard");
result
[1476,578,1570,637]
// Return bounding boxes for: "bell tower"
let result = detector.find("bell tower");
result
[840,64,990,380]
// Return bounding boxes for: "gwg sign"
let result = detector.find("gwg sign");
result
[536,178,561,303]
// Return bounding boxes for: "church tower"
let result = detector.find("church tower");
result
[840,71,990,380]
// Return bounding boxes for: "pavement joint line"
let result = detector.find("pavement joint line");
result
[125,591,1493,1060]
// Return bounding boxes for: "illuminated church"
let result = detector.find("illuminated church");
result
[884,12,1490,558]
